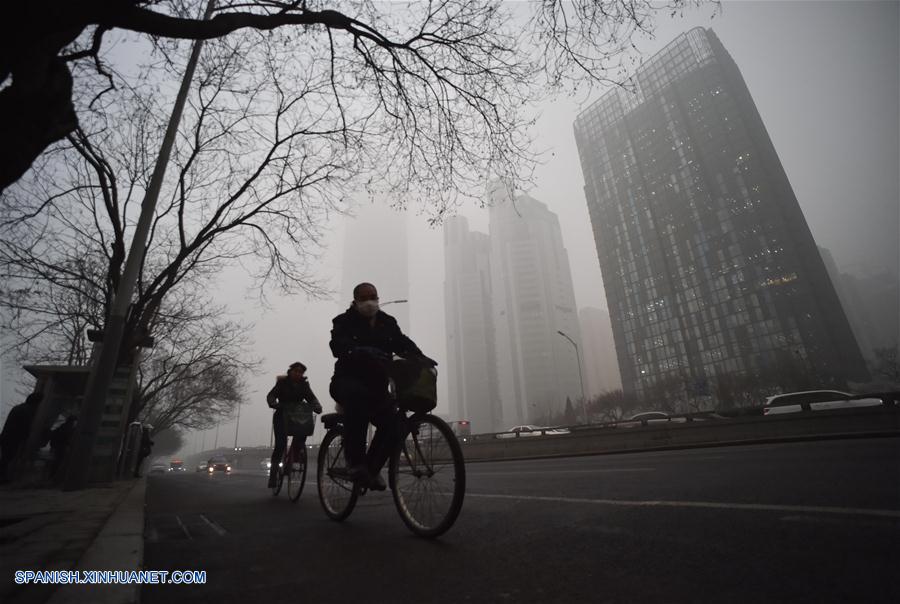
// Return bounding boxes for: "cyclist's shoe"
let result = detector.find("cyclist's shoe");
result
[368,472,387,491]
[335,464,369,484]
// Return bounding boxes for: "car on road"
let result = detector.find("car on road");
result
[619,411,690,427]
[195,462,207,472]
[497,425,570,438]
[260,458,272,473]
[761,390,885,415]
[149,462,169,474]
[169,459,186,473]
[626,411,671,426]
[206,456,232,474]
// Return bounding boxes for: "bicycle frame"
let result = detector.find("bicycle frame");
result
[394,412,435,480]
[282,435,306,470]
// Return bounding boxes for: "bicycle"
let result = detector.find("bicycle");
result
[271,435,309,502]
[316,362,466,538]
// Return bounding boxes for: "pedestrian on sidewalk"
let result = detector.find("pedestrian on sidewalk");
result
[0,392,47,483]
[134,425,154,478]
[48,415,77,480]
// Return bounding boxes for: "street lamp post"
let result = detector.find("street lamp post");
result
[63,0,218,491]
[233,403,241,450]
[557,330,588,425]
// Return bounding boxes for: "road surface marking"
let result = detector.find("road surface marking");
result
[779,515,900,528]
[174,515,192,540]
[468,468,655,475]
[468,493,900,519]
[199,514,228,536]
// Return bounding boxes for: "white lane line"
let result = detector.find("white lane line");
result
[174,515,193,540]
[468,493,900,519]
[468,468,655,475]
[199,514,228,536]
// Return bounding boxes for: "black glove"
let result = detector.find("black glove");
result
[312,402,323,414]
[419,355,438,368]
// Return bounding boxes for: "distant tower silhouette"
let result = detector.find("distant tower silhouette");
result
[443,216,501,432]
[488,185,584,425]
[341,200,409,332]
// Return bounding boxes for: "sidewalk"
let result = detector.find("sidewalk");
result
[0,478,145,604]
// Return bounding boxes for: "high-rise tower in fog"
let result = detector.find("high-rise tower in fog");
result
[341,202,409,331]
[488,185,583,425]
[578,307,622,396]
[573,28,868,402]
[443,216,501,432]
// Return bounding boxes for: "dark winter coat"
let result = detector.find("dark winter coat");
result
[266,377,320,410]
[329,307,423,383]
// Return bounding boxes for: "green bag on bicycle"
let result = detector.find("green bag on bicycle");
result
[391,359,437,413]
[282,402,314,436]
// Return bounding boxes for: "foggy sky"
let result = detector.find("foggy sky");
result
[186,1,898,455]
[3,3,893,449]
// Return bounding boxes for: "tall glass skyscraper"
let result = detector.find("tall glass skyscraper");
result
[488,185,584,424]
[574,28,868,403]
[443,216,501,432]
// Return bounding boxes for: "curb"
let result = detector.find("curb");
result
[46,479,146,604]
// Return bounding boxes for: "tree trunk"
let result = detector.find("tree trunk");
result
[1,3,86,193]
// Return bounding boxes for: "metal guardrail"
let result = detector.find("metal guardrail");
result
[472,394,900,443]
[459,402,900,461]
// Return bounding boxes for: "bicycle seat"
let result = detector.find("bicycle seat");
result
[321,413,343,430]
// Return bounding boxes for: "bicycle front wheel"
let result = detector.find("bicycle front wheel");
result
[271,462,284,496]
[316,429,359,521]
[287,449,308,502]
[390,415,465,538]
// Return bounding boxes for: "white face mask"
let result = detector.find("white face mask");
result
[356,300,379,318]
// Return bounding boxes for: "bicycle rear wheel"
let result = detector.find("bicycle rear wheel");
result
[287,448,308,502]
[390,415,465,538]
[316,429,359,521]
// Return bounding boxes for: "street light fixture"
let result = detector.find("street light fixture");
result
[557,330,588,425]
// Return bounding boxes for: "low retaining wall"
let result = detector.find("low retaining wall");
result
[460,406,900,461]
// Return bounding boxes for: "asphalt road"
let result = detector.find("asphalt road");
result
[143,437,900,603]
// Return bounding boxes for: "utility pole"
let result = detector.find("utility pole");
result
[557,330,588,425]
[64,0,217,490]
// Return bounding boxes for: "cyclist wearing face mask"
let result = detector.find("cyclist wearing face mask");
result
[328,282,437,490]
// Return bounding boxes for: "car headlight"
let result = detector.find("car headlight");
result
[226,466,231,472]
[207,467,213,473]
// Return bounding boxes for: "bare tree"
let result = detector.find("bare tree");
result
[150,427,185,457]
[587,389,637,423]
[1,0,706,194]
[134,300,257,433]
[2,38,350,365]
[0,241,256,434]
